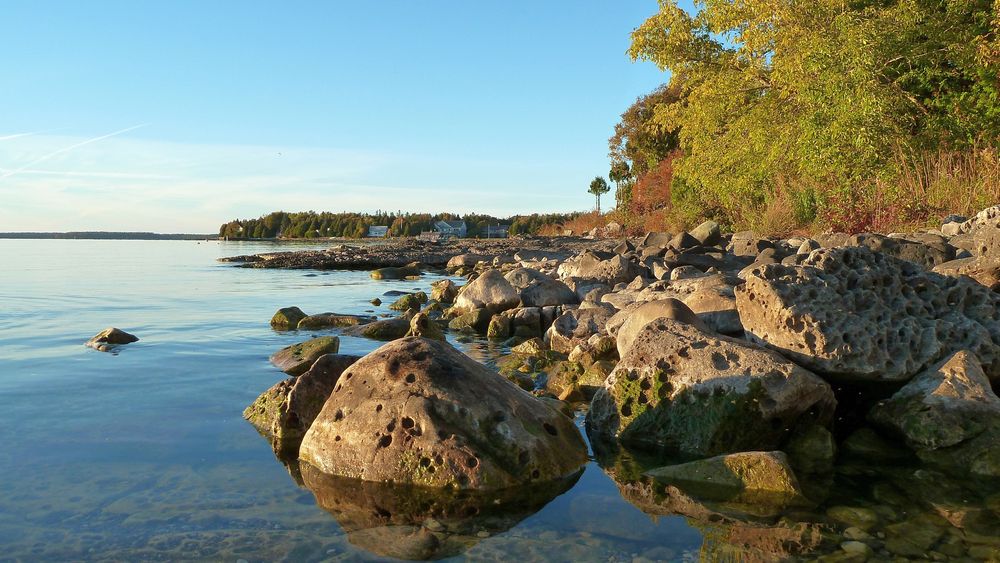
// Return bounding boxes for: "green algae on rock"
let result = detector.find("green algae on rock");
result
[269,306,307,330]
[388,291,428,311]
[269,336,340,376]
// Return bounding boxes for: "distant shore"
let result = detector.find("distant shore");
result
[0,232,216,240]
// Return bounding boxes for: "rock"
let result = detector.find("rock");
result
[588,319,835,456]
[689,220,722,247]
[607,299,706,357]
[447,254,487,269]
[85,327,139,352]
[431,280,459,304]
[669,265,707,280]
[270,307,307,330]
[870,350,1000,450]
[827,505,879,531]
[371,263,422,280]
[519,277,579,307]
[452,269,519,314]
[839,541,873,559]
[486,314,510,340]
[243,354,361,455]
[545,307,615,355]
[670,231,700,251]
[682,287,743,335]
[299,337,588,489]
[736,246,1000,383]
[270,336,341,376]
[405,313,445,341]
[884,515,946,557]
[933,255,1000,290]
[509,306,542,337]
[343,317,411,341]
[848,232,954,269]
[640,231,672,250]
[297,313,374,330]
[784,423,836,474]
[728,232,775,257]
[447,308,491,334]
[840,428,913,462]
[370,298,382,306]
[646,451,807,508]
[389,292,428,311]
[559,252,645,285]
[797,239,821,255]
[503,267,549,291]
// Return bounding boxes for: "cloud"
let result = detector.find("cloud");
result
[0,131,589,232]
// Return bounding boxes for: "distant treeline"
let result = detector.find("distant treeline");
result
[218,211,583,239]
[0,232,212,240]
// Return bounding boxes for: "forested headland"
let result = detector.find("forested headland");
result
[599,0,999,235]
[218,211,583,239]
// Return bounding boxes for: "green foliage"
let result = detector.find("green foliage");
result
[218,210,583,239]
[588,176,611,213]
[626,0,1000,229]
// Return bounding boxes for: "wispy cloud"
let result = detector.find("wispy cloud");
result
[0,124,148,180]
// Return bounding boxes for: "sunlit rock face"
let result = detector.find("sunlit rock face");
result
[736,246,1000,383]
[300,462,580,561]
[299,337,588,490]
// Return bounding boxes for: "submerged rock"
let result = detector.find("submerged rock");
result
[244,354,361,455]
[269,336,340,376]
[270,307,307,330]
[299,337,588,489]
[388,291,428,312]
[645,451,807,508]
[370,263,422,280]
[85,327,139,352]
[588,319,835,457]
[736,246,1000,383]
[342,316,411,341]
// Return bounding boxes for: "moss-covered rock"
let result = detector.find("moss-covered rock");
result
[299,337,588,489]
[296,313,374,330]
[405,312,445,341]
[371,262,422,280]
[448,308,491,334]
[431,279,460,303]
[784,423,836,474]
[389,291,428,311]
[270,307,307,330]
[588,319,835,457]
[511,338,545,356]
[269,336,341,376]
[645,451,808,508]
[487,314,511,340]
[342,316,411,341]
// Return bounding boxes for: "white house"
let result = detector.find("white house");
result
[433,220,467,238]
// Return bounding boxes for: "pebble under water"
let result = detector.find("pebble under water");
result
[1,239,998,562]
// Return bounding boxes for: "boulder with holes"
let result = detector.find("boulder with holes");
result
[299,337,588,489]
[545,307,616,355]
[587,319,835,457]
[736,246,1000,383]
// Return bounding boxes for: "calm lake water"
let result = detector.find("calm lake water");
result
[2,240,998,562]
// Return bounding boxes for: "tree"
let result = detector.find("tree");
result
[627,0,1000,227]
[609,160,634,210]
[589,176,610,214]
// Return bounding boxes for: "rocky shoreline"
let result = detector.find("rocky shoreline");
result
[240,207,1000,560]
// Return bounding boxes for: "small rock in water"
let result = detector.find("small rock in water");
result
[370,298,382,306]
[85,327,139,352]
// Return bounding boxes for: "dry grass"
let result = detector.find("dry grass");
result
[537,211,608,236]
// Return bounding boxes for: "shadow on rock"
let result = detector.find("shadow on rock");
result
[300,462,581,560]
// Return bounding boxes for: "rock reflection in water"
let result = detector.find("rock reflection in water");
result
[299,461,581,560]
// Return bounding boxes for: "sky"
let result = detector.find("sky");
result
[0,1,680,232]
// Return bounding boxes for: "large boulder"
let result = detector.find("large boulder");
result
[606,299,706,357]
[299,337,588,489]
[243,354,361,455]
[452,269,519,314]
[588,319,835,456]
[933,256,1000,291]
[520,277,579,307]
[296,313,374,330]
[545,307,615,354]
[431,279,460,304]
[682,286,743,335]
[270,336,341,376]
[558,252,645,285]
[849,233,954,269]
[342,317,411,341]
[736,246,1000,383]
[869,350,1000,477]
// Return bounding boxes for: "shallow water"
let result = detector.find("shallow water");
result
[1,240,998,562]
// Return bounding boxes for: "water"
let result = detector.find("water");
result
[1,240,998,562]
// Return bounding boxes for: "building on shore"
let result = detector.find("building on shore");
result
[484,224,509,238]
[367,225,389,238]
[433,220,467,239]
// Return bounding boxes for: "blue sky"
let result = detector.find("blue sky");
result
[0,1,678,232]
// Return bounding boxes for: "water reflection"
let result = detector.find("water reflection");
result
[299,462,581,560]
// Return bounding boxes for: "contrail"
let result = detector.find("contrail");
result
[0,124,148,179]
[0,128,68,142]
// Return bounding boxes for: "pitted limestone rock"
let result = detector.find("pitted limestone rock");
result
[587,319,835,456]
[736,246,1000,383]
[299,337,588,489]
[544,307,615,355]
